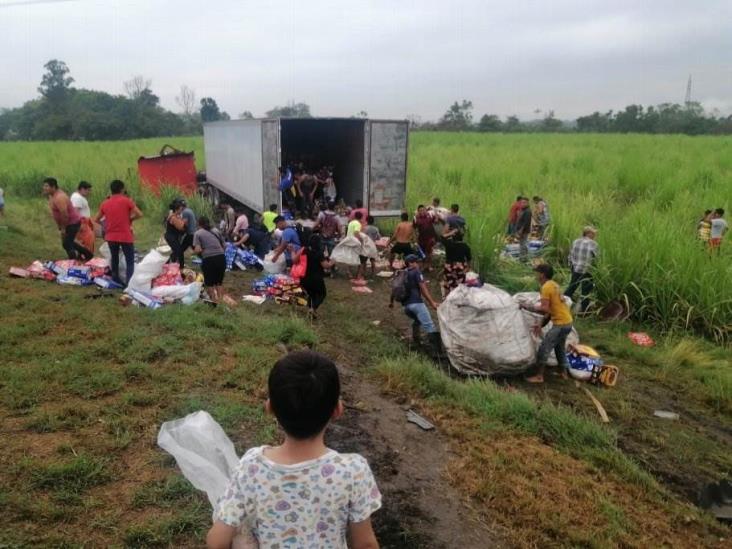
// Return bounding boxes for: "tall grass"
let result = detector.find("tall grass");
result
[408,132,732,343]
[0,133,729,341]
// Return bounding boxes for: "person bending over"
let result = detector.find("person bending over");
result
[520,264,573,384]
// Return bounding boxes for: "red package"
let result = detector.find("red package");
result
[54,259,80,270]
[152,263,183,288]
[85,258,109,269]
[628,332,655,347]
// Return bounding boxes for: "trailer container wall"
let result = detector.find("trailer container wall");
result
[368,121,409,216]
[261,119,280,211]
[204,120,264,211]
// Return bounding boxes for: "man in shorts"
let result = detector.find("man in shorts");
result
[389,212,415,268]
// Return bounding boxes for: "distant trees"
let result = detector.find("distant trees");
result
[477,114,502,132]
[2,66,732,141]
[0,61,188,140]
[419,100,732,135]
[38,59,74,102]
[265,102,312,118]
[438,100,473,131]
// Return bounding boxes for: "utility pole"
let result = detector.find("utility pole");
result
[684,74,692,108]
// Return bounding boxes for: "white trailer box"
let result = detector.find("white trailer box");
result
[203,118,408,216]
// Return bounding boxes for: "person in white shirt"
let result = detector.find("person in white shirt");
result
[70,181,92,218]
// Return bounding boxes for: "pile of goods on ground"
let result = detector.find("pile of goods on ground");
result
[250,274,306,306]
[9,245,203,309]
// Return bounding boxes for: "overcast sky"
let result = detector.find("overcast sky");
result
[2,0,731,120]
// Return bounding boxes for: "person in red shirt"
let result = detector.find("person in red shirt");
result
[348,198,368,223]
[93,180,142,285]
[42,177,93,260]
[507,195,524,236]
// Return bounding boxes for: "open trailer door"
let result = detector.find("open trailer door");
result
[260,119,281,211]
[367,120,408,216]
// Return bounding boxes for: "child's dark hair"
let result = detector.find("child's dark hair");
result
[400,212,409,221]
[367,215,375,225]
[268,351,340,439]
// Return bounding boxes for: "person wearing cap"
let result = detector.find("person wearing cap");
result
[564,226,599,313]
[270,216,301,266]
[520,264,573,383]
[390,254,441,349]
[179,199,197,268]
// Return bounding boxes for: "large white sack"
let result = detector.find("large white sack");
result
[513,292,579,365]
[262,251,286,274]
[98,242,127,283]
[151,282,202,303]
[331,235,362,266]
[126,246,170,292]
[157,411,239,508]
[437,284,536,376]
[360,236,378,259]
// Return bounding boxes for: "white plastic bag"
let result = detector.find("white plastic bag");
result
[360,236,378,259]
[513,292,579,366]
[437,284,536,376]
[157,411,239,508]
[158,411,258,548]
[151,282,201,303]
[98,242,127,283]
[262,251,286,274]
[126,246,170,292]
[330,235,362,266]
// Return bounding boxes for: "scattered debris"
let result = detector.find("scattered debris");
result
[406,410,435,431]
[376,271,394,278]
[582,387,609,423]
[628,332,655,347]
[371,320,381,326]
[242,295,266,305]
[653,410,680,420]
[699,480,732,523]
[352,286,373,294]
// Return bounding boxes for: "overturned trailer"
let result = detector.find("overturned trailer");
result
[203,117,408,216]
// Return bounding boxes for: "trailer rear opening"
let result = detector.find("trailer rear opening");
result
[203,117,408,217]
[281,118,366,207]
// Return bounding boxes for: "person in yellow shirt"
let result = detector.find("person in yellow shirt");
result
[262,204,278,233]
[520,264,573,384]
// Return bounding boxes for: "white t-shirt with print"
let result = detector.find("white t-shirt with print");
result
[214,446,382,548]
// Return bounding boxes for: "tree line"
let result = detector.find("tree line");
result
[0,60,315,141]
[415,99,732,135]
[2,61,730,140]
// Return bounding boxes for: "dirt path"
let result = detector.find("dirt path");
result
[329,362,503,548]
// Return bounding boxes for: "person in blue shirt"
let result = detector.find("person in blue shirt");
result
[278,166,295,211]
[270,215,301,266]
[389,255,441,350]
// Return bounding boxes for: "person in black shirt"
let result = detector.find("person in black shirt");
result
[514,197,532,263]
[441,235,472,297]
[295,234,334,318]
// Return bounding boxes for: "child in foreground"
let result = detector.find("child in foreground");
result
[207,351,382,549]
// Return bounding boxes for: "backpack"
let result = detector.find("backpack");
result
[320,212,340,239]
[391,269,410,304]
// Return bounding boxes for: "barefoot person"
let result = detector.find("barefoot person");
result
[206,351,381,549]
[520,264,573,384]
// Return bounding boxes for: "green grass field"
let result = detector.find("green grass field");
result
[2,133,730,342]
[0,134,730,546]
